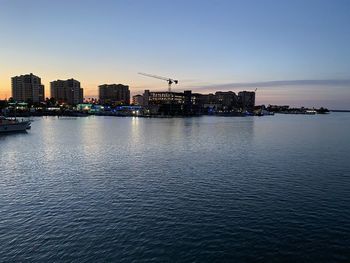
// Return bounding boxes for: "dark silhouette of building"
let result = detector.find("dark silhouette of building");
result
[11,73,45,103]
[50,79,84,105]
[143,90,184,105]
[215,91,238,111]
[142,90,201,115]
[198,93,217,112]
[99,84,130,105]
[196,92,240,113]
[142,90,182,115]
[238,91,255,111]
[132,94,143,105]
[141,89,256,115]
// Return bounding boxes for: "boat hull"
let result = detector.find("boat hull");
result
[0,121,31,133]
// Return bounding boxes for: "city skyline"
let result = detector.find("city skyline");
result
[1,0,350,109]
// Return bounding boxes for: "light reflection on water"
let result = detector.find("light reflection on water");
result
[0,114,350,262]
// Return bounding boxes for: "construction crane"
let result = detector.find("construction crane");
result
[138,72,178,92]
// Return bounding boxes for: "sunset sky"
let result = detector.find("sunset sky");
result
[1,0,349,109]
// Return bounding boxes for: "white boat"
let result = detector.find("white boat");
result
[0,116,31,133]
[255,109,275,116]
[305,110,317,115]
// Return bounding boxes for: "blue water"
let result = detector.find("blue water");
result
[1,114,350,262]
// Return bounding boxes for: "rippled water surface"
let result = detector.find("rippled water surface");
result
[1,114,350,262]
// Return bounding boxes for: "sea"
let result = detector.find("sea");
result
[1,114,350,262]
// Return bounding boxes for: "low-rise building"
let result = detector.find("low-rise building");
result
[142,89,256,115]
[132,94,144,106]
[99,84,130,105]
[142,90,200,115]
[215,91,238,110]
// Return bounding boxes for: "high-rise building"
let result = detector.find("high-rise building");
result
[99,84,130,105]
[50,79,84,105]
[11,73,45,103]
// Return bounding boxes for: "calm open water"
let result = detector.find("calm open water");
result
[0,114,350,262]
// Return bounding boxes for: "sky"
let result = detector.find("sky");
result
[0,0,349,109]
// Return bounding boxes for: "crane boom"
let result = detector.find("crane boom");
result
[138,72,170,81]
[138,72,178,92]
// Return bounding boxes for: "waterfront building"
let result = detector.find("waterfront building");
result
[199,93,216,105]
[238,91,255,111]
[143,90,185,105]
[11,73,45,103]
[141,89,256,115]
[142,90,200,115]
[132,94,144,106]
[215,91,238,111]
[50,79,84,105]
[99,84,130,105]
